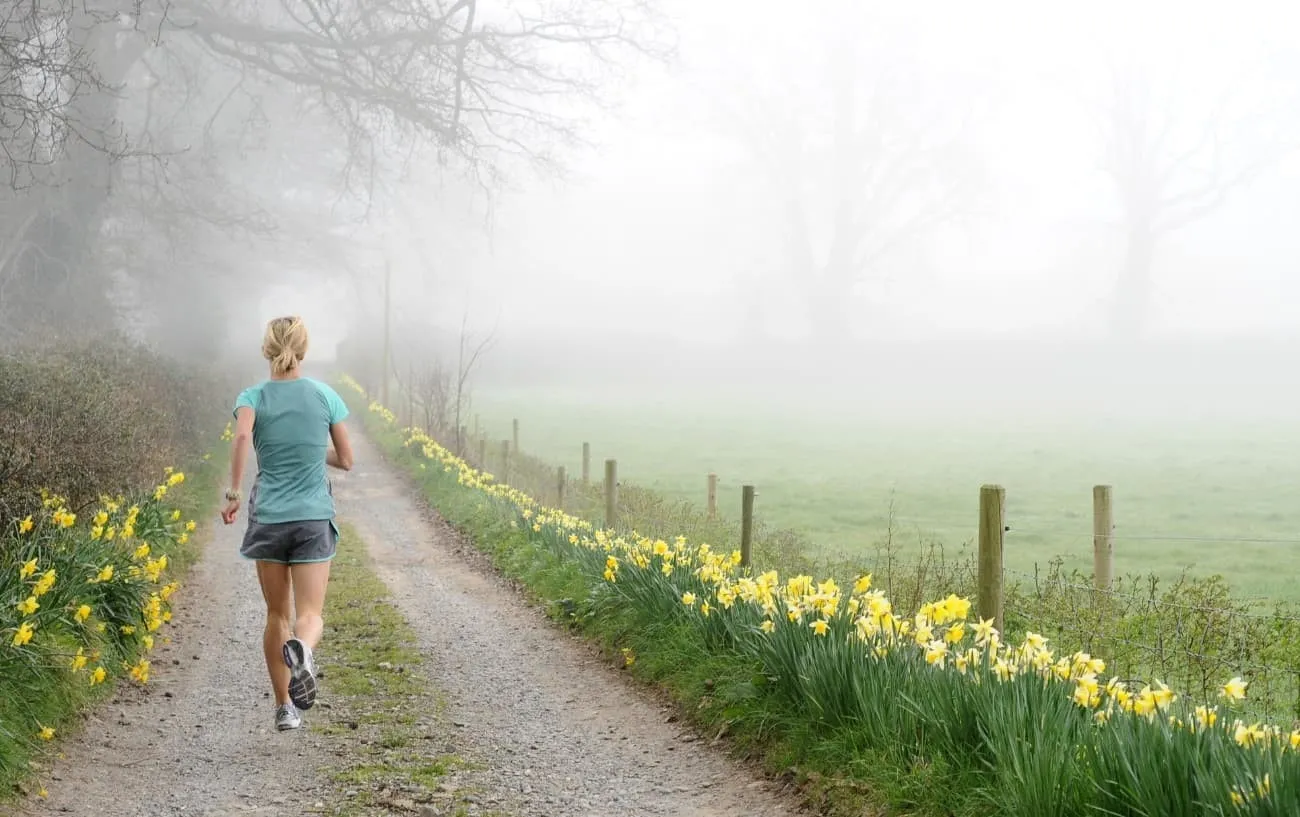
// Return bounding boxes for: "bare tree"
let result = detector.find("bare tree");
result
[396,312,494,454]
[450,313,494,455]
[0,0,670,347]
[697,7,981,342]
[1086,56,1297,341]
[0,1,145,190]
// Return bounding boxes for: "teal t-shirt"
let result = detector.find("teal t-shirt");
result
[233,377,349,525]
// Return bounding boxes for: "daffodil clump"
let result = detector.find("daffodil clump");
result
[346,375,1300,815]
[1,467,199,798]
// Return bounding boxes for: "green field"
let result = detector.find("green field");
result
[471,388,1300,603]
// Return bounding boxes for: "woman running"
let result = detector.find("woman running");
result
[220,315,354,731]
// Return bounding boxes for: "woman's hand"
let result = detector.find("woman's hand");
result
[221,496,241,525]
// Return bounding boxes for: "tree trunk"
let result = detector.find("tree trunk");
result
[805,267,856,346]
[1109,225,1156,343]
[0,12,150,344]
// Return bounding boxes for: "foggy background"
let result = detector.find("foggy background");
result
[3,0,1299,424]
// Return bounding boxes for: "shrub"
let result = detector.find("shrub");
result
[0,340,229,525]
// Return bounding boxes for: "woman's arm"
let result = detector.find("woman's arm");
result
[327,421,353,471]
[222,406,255,524]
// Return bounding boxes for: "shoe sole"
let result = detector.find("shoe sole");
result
[276,716,302,731]
[282,639,317,711]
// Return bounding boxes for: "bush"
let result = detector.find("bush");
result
[0,340,229,525]
[0,338,228,800]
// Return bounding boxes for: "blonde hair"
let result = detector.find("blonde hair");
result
[262,316,309,376]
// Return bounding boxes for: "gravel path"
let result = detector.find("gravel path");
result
[17,478,338,817]
[334,431,809,817]
[15,430,811,817]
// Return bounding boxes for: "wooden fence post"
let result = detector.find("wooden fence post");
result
[407,363,414,426]
[978,484,1005,633]
[477,438,486,470]
[604,459,618,530]
[502,440,511,483]
[1093,485,1114,593]
[557,466,567,510]
[707,473,718,520]
[582,442,591,485]
[740,485,755,568]
[512,419,520,454]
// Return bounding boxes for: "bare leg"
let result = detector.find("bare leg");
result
[289,561,331,650]
[255,561,293,706]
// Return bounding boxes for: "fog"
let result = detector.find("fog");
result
[3,0,1300,426]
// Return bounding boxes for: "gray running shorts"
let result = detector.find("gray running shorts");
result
[239,484,339,565]
[240,518,338,565]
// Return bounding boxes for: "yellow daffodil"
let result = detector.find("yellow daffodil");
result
[12,620,34,647]
[33,569,56,596]
[1221,676,1248,702]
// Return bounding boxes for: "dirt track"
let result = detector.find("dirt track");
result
[17,430,808,817]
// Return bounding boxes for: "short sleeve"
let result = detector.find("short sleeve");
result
[233,386,259,419]
[317,382,349,425]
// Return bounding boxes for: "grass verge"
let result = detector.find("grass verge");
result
[316,522,499,817]
[1,445,224,802]
[344,393,956,816]
[343,379,1300,817]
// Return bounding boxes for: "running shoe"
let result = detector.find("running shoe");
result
[275,702,301,731]
[282,636,318,711]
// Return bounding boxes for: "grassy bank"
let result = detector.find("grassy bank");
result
[0,456,219,800]
[0,341,232,800]
[451,398,1300,724]
[317,523,490,817]
[345,377,1300,817]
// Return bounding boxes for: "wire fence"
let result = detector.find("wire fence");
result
[390,393,1300,725]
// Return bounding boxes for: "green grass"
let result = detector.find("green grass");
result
[353,407,975,816]
[462,387,1300,723]
[0,448,224,801]
[316,523,494,817]
[471,388,1300,603]
[353,393,1300,817]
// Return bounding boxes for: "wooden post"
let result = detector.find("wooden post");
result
[1093,485,1114,593]
[557,466,567,510]
[512,418,520,454]
[707,473,719,519]
[604,459,617,530]
[502,440,511,483]
[458,425,468,457]
[582,442,591,485]
[740,485,755,568]
[380,259,391,407]
[407,363,414,426]
[477,437,486,469]
[978,485,1006,633]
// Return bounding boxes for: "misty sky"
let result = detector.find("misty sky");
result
[275,0,1300,351]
